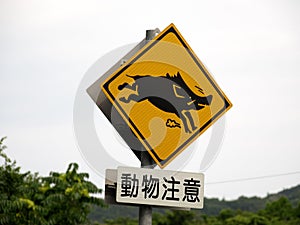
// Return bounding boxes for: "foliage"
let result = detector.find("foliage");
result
[91,189,300,225]
[0,137,104,225]
[104,217,138,225]
[89,204,139,223]
[153,210,196,225]
[260,197,293,220]
[89,184,300,224]
[98,198,300,225]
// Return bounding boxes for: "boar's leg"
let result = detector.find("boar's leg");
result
[119,93,141,103]
[180,112,192,133]
[184,111,197,131]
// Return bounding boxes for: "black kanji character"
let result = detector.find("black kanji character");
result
[162,176,180,201]
[120,173,139,198]
[141,175,159,199]
[182,178,201,202]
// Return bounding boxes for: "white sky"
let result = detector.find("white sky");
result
[1,0,300,200]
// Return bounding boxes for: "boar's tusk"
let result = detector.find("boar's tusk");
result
[187,100,195,105]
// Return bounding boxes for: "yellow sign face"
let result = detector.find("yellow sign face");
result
[102,24,232,168]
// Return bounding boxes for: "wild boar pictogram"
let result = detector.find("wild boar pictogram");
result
[118,72,213,133]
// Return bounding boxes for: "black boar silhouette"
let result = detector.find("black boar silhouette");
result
[118,72,212,133]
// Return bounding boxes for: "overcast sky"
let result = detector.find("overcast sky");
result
[1,0,300,200]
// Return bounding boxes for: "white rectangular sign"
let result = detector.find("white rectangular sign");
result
[116,167,204,209]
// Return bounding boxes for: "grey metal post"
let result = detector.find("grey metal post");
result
[138,150,153,225]
[145,29,159,41]
[139,28,160,225]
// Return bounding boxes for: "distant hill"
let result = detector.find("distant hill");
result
[89,184,300,223]
[202,184,300,215]
[266,184,300,206]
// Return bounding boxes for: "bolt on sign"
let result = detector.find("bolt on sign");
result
[116,167,204,209]
[89,23,232,168]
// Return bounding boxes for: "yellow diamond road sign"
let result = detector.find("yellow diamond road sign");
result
[101,23,232,168]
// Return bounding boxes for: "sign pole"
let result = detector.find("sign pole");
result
[138,150,152,225]
[138,28,159,225]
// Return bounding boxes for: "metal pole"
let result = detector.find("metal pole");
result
[145,29,159,41]
[139,152,153,225]
[139,28,160,225]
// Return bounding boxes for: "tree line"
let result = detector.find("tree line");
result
[98,196,300,225]
[1,136,300,225]
[0,137,104,225]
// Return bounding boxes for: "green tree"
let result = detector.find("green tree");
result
[0,137,34,224]
[153,212,168,225]
[0,137,104,225]
[104,217,138,225]
[218,208,235,221]
[248,214,270,225]
[39,162,104,224]
[260,197,293,221]
[153,210,196,225]
[294,202,300,218]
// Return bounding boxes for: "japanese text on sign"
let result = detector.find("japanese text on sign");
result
[116,167,204,209]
